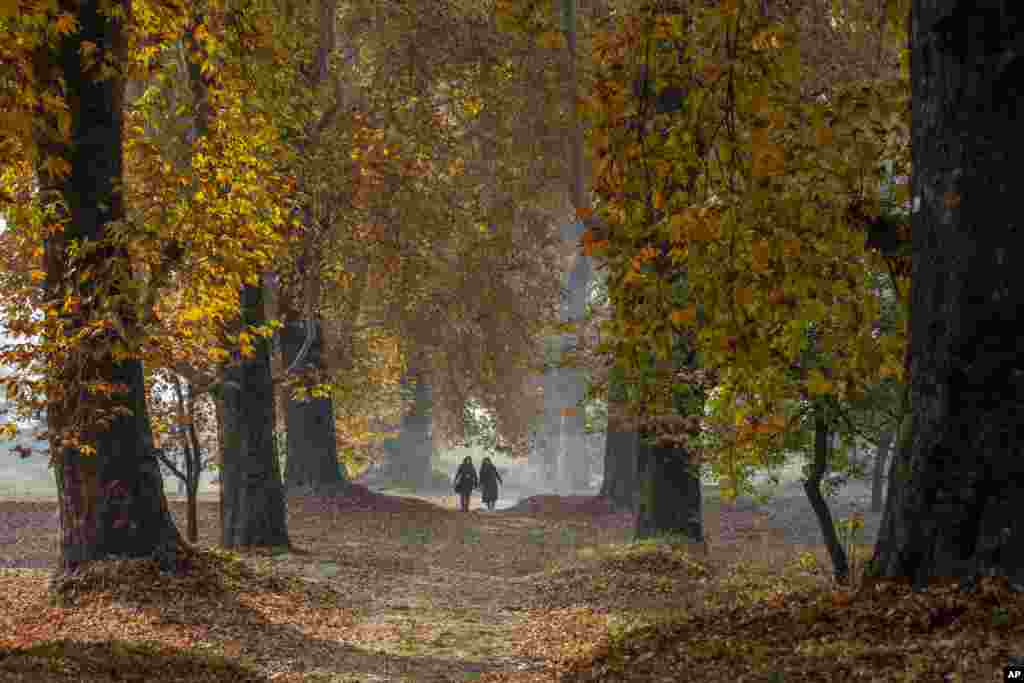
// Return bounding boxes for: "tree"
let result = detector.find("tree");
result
[220,282,289,549]
[600,365,641,511]
[379,365,434,489]
[870,427,892,513]
[802,401,852,584]
[151,373,217,543]
[581,0,910,506]
[24,0,185,577]
[632,308,707,545]
[867,0,1024,588]
[280,315,346,492]
[270,0,355,495]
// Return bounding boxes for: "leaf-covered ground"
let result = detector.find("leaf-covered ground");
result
[0,486,1020,681]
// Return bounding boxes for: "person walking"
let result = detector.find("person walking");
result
[478,457,503,511]
[453,456,478,512]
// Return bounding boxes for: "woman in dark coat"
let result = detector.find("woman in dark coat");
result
[478,457,502,511]
[453,456,478,512]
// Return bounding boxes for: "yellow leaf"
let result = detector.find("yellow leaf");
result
[670,306,697,328]
[43,156,72,179]
[807,369,833,396]
[752,141,785,178]
[54,12,78,35]
[752,29,782,51]
[815,124,834,147]
[181,307,204,322]
[538,31,566,50]
[670,208,718,242]
[29,270,45,283]
[879,359,904,381]
[735,286,756,308]
[751,241,772,272]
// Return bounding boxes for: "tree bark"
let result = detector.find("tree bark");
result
[273,0,345,495]
[558,249,592,492]
[868,1,1024,589]
[281,318,346,493]
[380,370,434,489]
[871,428,893,513]
[34,0,185,580]
[635,436,703,549]
[220,283,290,548]
[600,368,639,511]
[804,404,851,585]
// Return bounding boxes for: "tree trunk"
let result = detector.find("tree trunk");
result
[635,436,703,549]
[220,283,290,548]
[871,428,893,514]
[868,1,1024,589]
[559,251,592,493]
[272,0,343,495]
[804,404,851,585]
[536,365,562,486]
[600,367,639,511]
[543,0,593,494]
[281,318,346,493]
[167,375,203,544]
[601,427,642,512]
[36,0,184,580]
[184,383,205,544]
[381,370,434,489]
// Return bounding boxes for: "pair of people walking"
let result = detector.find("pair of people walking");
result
[453,456,502,511]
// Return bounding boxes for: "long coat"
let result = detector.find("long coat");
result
[453,462,478,495]
[478,461,502,503]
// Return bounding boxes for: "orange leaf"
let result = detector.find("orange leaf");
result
[670,306,697,327]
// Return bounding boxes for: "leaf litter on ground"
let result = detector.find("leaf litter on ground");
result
[0,484,1019,682]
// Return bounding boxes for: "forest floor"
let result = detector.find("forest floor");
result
[0,484,1021,682]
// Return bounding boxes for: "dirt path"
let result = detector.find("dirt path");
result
[240,493,628,680]
[0,486,798,681]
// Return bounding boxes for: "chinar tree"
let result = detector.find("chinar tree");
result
[866,0,1024,589]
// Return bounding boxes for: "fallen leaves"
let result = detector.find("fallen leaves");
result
[1,491,1020,682]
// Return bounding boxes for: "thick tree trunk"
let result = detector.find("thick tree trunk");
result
[558,253,592,493]
[804,405,851,585]
[220,283,290,548]
[871,428,893,514]
[600,426,641,512]
[381,371,434,489]
[599,367,639,511]
[635,436,703,548]
[52,359,183,573]
[868,1,1024,589]
[36,0,184,581]
[281,318,346,493]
